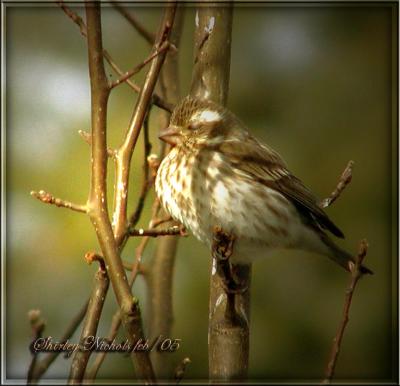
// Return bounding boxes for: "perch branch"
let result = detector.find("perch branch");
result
[322,239,369,384]
[190,2,250,381]
[30,190,87,213]
[68,261,109,384]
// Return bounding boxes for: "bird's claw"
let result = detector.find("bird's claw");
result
[220,274,248,294]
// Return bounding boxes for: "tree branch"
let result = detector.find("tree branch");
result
[27,310,46,384]
[78,130,116,158]
[68,265,109,384]
[84,1,157,381]
[30,190,87,213]
[190,2,249,381]
[27,301,89,383]
[112,1,177,246]
[322,239,369,384]
[110,41,171,90]
[57,1,173,112]
[146,10,183,378]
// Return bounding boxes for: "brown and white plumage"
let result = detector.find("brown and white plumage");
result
[155,96,372,274]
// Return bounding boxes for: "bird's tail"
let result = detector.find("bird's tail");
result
[320,234,373,275]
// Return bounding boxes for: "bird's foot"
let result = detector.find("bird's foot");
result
[211,226,247,294]
[217,259,248,294]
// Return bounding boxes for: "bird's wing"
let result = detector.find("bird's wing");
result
[218,135,345,238]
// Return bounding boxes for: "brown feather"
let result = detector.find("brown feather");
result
[217,133,345,239]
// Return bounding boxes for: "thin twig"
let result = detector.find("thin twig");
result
[112,2,176,245]
[128,111,155,228]
[28,300,89,383]
[111,0,155,45]
[322,239,369,384]
[68,263,109,384]
[57,0,173,112]
[174,357,191,384]
[110,41,170,89]
[78,130,116,158]
[320,160,354,209]
[30,190,87,213]
[27,310,46,384]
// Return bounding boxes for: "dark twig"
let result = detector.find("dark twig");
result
[27,310,46,384]
[68,263,109,384]
[322,239,369,384]
[30,190,87,213]
[110,41,171,89]
[128,109,155,228]
[57,1,173,112]
[320,160,354,209]
[28,301,89,383]
[174,357,191,384]
[110,0,155,44]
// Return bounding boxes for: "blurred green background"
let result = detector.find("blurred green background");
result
[5,3,397,383]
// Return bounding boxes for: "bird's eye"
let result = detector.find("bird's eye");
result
[188,121,202,131]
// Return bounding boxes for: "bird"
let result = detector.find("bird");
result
[155,95,372,275]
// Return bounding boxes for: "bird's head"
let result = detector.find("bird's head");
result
[159,96,234,147]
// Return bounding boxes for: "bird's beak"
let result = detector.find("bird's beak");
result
[158,125,181,146]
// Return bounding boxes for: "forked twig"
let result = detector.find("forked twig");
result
[57,1,173,112]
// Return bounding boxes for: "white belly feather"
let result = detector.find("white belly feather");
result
[155,148,327,263]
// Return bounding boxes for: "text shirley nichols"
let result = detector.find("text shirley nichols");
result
[30,336,181,357]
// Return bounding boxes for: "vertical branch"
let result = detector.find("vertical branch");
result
[112,2,177,245]
[68,265,109,384]
[146,7,184,379]
[190,2,251,381]
[85,1,163,381]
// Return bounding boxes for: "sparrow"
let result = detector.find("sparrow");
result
[155,96,372,275]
